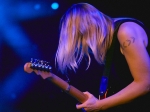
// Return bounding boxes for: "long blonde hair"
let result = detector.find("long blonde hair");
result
[56,3,114,74]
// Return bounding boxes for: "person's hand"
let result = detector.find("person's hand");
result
[76,91,100,112]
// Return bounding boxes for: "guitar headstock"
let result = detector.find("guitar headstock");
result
[30,58,52,72]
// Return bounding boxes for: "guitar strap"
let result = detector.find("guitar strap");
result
[99,20,125,99]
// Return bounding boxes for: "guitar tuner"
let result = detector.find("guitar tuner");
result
[30,58,52,72]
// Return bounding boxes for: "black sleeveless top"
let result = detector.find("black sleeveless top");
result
[106,19,150,112]
[58,19,150,112]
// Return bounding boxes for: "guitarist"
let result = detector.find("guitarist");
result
[54,3,150,112]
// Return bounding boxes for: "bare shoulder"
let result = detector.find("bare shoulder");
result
[115,21,150,83]
[117,22,148,49]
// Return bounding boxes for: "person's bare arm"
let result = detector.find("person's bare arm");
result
[97,22,150,110]
[76,22,150,111]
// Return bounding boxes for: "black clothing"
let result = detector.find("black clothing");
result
[106,18,150,112]
[49,18,150,112]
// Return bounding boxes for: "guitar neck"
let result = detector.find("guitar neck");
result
[24,62,88,103]
[46,73,88,103]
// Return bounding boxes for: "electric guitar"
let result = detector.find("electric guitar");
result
[24,58,88,103]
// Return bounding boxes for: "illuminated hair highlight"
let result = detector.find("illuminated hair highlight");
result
[56,3,114,74]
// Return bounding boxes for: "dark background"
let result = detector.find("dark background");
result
[0,0,150,112]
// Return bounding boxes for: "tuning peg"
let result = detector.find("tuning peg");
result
[30,58,52,72]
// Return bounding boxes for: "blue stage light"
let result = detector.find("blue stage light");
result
[51,2,59,10]
[34,4,41,10]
